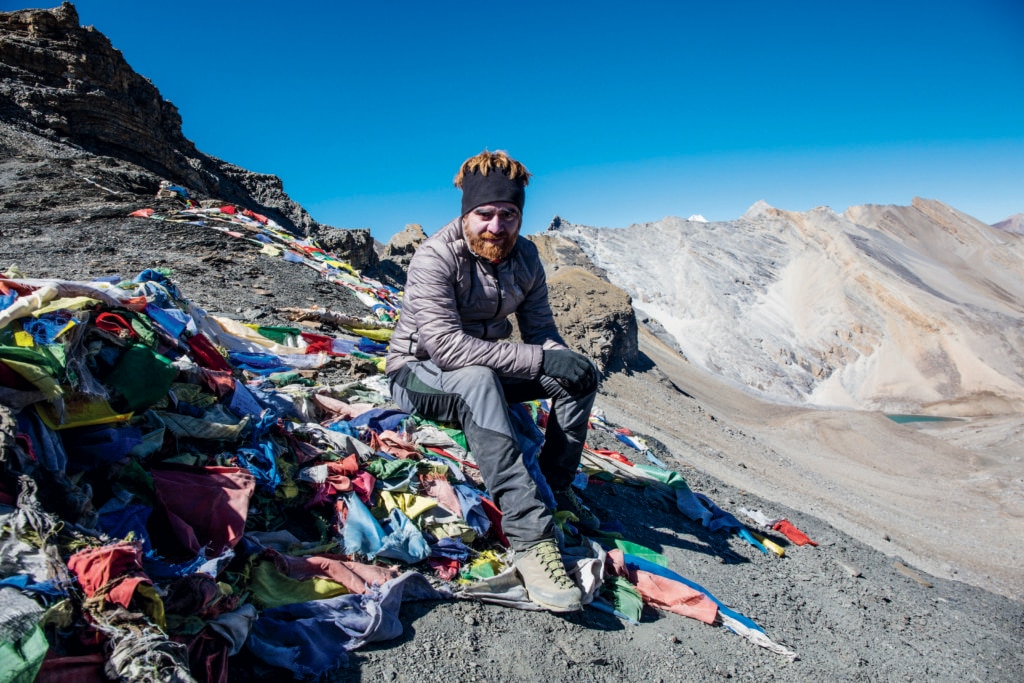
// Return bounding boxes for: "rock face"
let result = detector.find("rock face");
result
[382,224,428,268]
[548,202,1024,413]
[374,223,428,286]
[529,232,639,373]
[307,223,379,273]
[0,2,317,238]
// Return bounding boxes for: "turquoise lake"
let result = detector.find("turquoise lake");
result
[886,414,962,424]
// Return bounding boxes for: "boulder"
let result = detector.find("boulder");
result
[307,224,379,273]
[528,233,639,373]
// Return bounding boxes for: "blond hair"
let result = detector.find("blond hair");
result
[453,150,532,188]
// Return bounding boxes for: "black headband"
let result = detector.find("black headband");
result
[460,169,526,216]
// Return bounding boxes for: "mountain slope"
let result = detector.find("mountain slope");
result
[547,201,1024,413]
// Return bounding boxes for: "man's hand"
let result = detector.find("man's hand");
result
[542,349,598,394]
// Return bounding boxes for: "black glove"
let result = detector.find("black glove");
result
[542,349,597,394]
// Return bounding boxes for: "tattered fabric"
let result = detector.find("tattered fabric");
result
[151,466,255,556]
[245,571,450,677]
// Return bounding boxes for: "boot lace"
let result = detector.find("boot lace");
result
[534,541,574,589]
[556,488,594,521]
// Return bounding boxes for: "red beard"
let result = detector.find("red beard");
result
[465,227,518,262]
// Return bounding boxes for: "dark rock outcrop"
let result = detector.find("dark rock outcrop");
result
[307,223,378,273]
[382,223,428,268]
[373,223,428,286]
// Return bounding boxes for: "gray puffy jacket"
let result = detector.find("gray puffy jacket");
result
[385,218,567,379]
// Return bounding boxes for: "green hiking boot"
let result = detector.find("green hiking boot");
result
[553,487,601,531]
[514,539,582,613]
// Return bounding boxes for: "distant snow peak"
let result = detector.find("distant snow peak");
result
[687,214,708,223]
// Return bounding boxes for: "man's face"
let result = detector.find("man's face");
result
[463,202,521,262]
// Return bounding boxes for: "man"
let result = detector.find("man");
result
[386,150,600,612]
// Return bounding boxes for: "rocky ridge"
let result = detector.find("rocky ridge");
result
[545,202,1024,413]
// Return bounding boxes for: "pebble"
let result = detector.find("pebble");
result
[836,559,863,578]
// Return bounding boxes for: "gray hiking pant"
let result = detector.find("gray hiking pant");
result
[388,360,597,550]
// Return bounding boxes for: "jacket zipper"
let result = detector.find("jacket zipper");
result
[486,261,502,320]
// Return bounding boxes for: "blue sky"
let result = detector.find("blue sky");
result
[8,0,1023,241]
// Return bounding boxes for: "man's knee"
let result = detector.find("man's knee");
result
[439,365,503,403]
[453,364,501,385]
[432,365,522,441]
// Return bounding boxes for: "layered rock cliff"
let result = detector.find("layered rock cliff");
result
[1,2,322,240]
